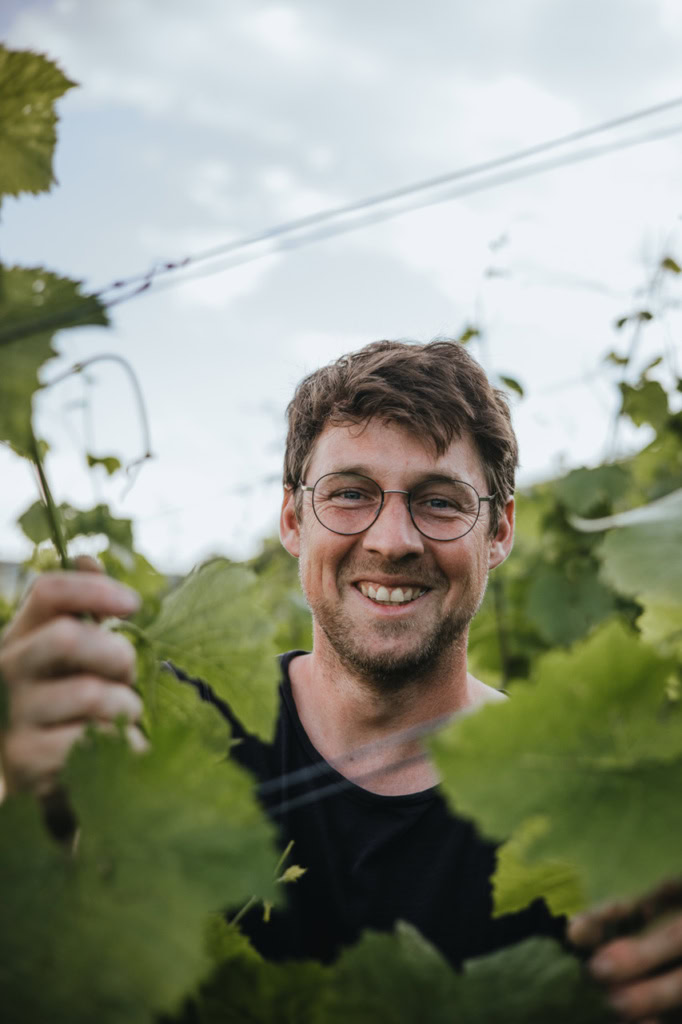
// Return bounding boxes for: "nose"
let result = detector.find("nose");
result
[361,490,425,559]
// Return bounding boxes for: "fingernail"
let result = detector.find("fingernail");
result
[589,952,615,980]
[117,588,141,612]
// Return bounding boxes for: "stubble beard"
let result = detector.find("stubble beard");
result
[301,560,488,694]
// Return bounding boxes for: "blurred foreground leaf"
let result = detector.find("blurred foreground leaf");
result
[432,622,681,905]
[325,925,607,1023]
[0,726,279,1023]
[186,917,329,1024]
[492,817,584,918]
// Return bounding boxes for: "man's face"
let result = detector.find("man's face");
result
[280,418,514,687]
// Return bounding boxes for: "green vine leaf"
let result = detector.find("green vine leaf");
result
[619,379,669,432]
[492,817,584,918]
[553,464,630,517]
[661,256,681,274]
[499,375,524,398]
[86,453,122,475]
[18,499,133,551]
[326,925,607,1023]
[598,489,682,606]
[0,45,75,201]
[572,488,682,608]
[0,726,279,1024]
[432,621,681,905]
[525,564,616,647]
[0,266,108,455]
[145,559,280,740]
[192,915,329,1023]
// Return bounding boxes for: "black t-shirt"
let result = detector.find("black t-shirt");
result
[172,651,565,967]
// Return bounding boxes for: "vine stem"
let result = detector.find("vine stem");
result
[229,895,258,928]
[45,353,154,500]
[29,427,70,569]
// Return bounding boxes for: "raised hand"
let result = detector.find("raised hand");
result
[0,557,143,799]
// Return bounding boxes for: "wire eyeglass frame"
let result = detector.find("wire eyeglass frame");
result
[298,472,496,542]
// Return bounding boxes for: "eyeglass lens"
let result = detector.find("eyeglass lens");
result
[312,473,481,540]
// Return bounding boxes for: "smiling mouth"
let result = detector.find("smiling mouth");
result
[355,582,428,605]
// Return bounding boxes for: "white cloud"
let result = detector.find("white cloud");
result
[241,5,311,61]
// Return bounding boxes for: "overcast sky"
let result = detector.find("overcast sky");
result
[1,0,681,572]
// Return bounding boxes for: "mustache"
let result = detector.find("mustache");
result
[340,558,445,589]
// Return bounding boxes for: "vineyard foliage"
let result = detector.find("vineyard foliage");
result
[1,43,681,1022]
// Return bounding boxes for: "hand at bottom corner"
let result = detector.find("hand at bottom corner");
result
[568,878,682,1023]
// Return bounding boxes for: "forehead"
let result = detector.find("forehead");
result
[305,419,487,489]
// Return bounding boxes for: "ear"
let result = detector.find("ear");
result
[280,486,301,558]
[488,497,514,570]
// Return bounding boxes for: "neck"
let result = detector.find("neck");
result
[288,625,493,795]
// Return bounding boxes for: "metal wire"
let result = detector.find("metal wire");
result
[3,97,682,348]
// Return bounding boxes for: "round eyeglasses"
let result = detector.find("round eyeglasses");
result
[299,472,495,542]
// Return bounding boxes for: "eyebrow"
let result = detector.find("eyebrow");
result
[328,466,467,486]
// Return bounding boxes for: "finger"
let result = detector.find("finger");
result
[12,677,143,728]
[2,617,137,686]
[2,723,88,795]
[2,571,140,645]
[569,899,640,948]
[3,721,148,797]
[590,916,682,984]
[606,963,682,1020]
[126,723,149,753]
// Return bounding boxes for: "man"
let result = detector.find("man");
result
[1,340,681,1019]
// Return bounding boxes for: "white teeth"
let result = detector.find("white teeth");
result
[358,583,424,604]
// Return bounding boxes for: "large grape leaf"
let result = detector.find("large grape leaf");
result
[0,266,108,454]
[146,559,280,740]
[492,817,584,918]
[324,924,607,1024]
[0,45,75,200]
[432,622,682,905]
[0,724,280,1024]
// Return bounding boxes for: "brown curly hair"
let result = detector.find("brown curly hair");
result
[284,339,518,533]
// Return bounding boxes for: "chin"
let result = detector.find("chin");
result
[317,608,471,693]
